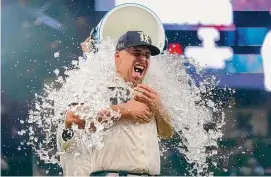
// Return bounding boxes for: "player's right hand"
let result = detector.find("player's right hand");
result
[122,99,153,123]
[65,111,86,129]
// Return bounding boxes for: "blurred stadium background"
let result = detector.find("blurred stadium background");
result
[1,0,271,176]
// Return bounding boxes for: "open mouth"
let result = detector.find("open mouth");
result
[133,65,145,76]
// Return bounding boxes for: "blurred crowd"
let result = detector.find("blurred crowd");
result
[158,114,271,176]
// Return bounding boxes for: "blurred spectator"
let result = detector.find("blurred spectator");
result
[1,157,9,171]
[236,113,254,137]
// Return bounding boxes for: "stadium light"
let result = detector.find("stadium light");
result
[261,30,271,92]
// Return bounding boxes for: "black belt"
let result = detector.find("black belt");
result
[90,170,157,176]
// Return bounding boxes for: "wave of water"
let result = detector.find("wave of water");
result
[19,39,231,175]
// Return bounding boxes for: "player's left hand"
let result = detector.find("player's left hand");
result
[133,84,162,114]
[81,36,92,53]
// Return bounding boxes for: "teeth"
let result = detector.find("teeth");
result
[134,65,144,70]
[134,64,145,75]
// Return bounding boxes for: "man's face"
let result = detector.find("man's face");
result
[115,46,151,86]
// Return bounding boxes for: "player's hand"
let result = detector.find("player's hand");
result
[133,84,162,114]
[80,36,92,53]
[122,99,153,123]
[65,111,85,129]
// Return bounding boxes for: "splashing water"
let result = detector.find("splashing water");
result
[20,39,230,175]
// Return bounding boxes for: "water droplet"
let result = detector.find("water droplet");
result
[72,60,78,66]
[54,69,60,76]
[54,52,60,58]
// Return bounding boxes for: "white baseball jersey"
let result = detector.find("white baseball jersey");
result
[57,77,161,176]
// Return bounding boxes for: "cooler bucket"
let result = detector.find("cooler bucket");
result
[90,3,166,53]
